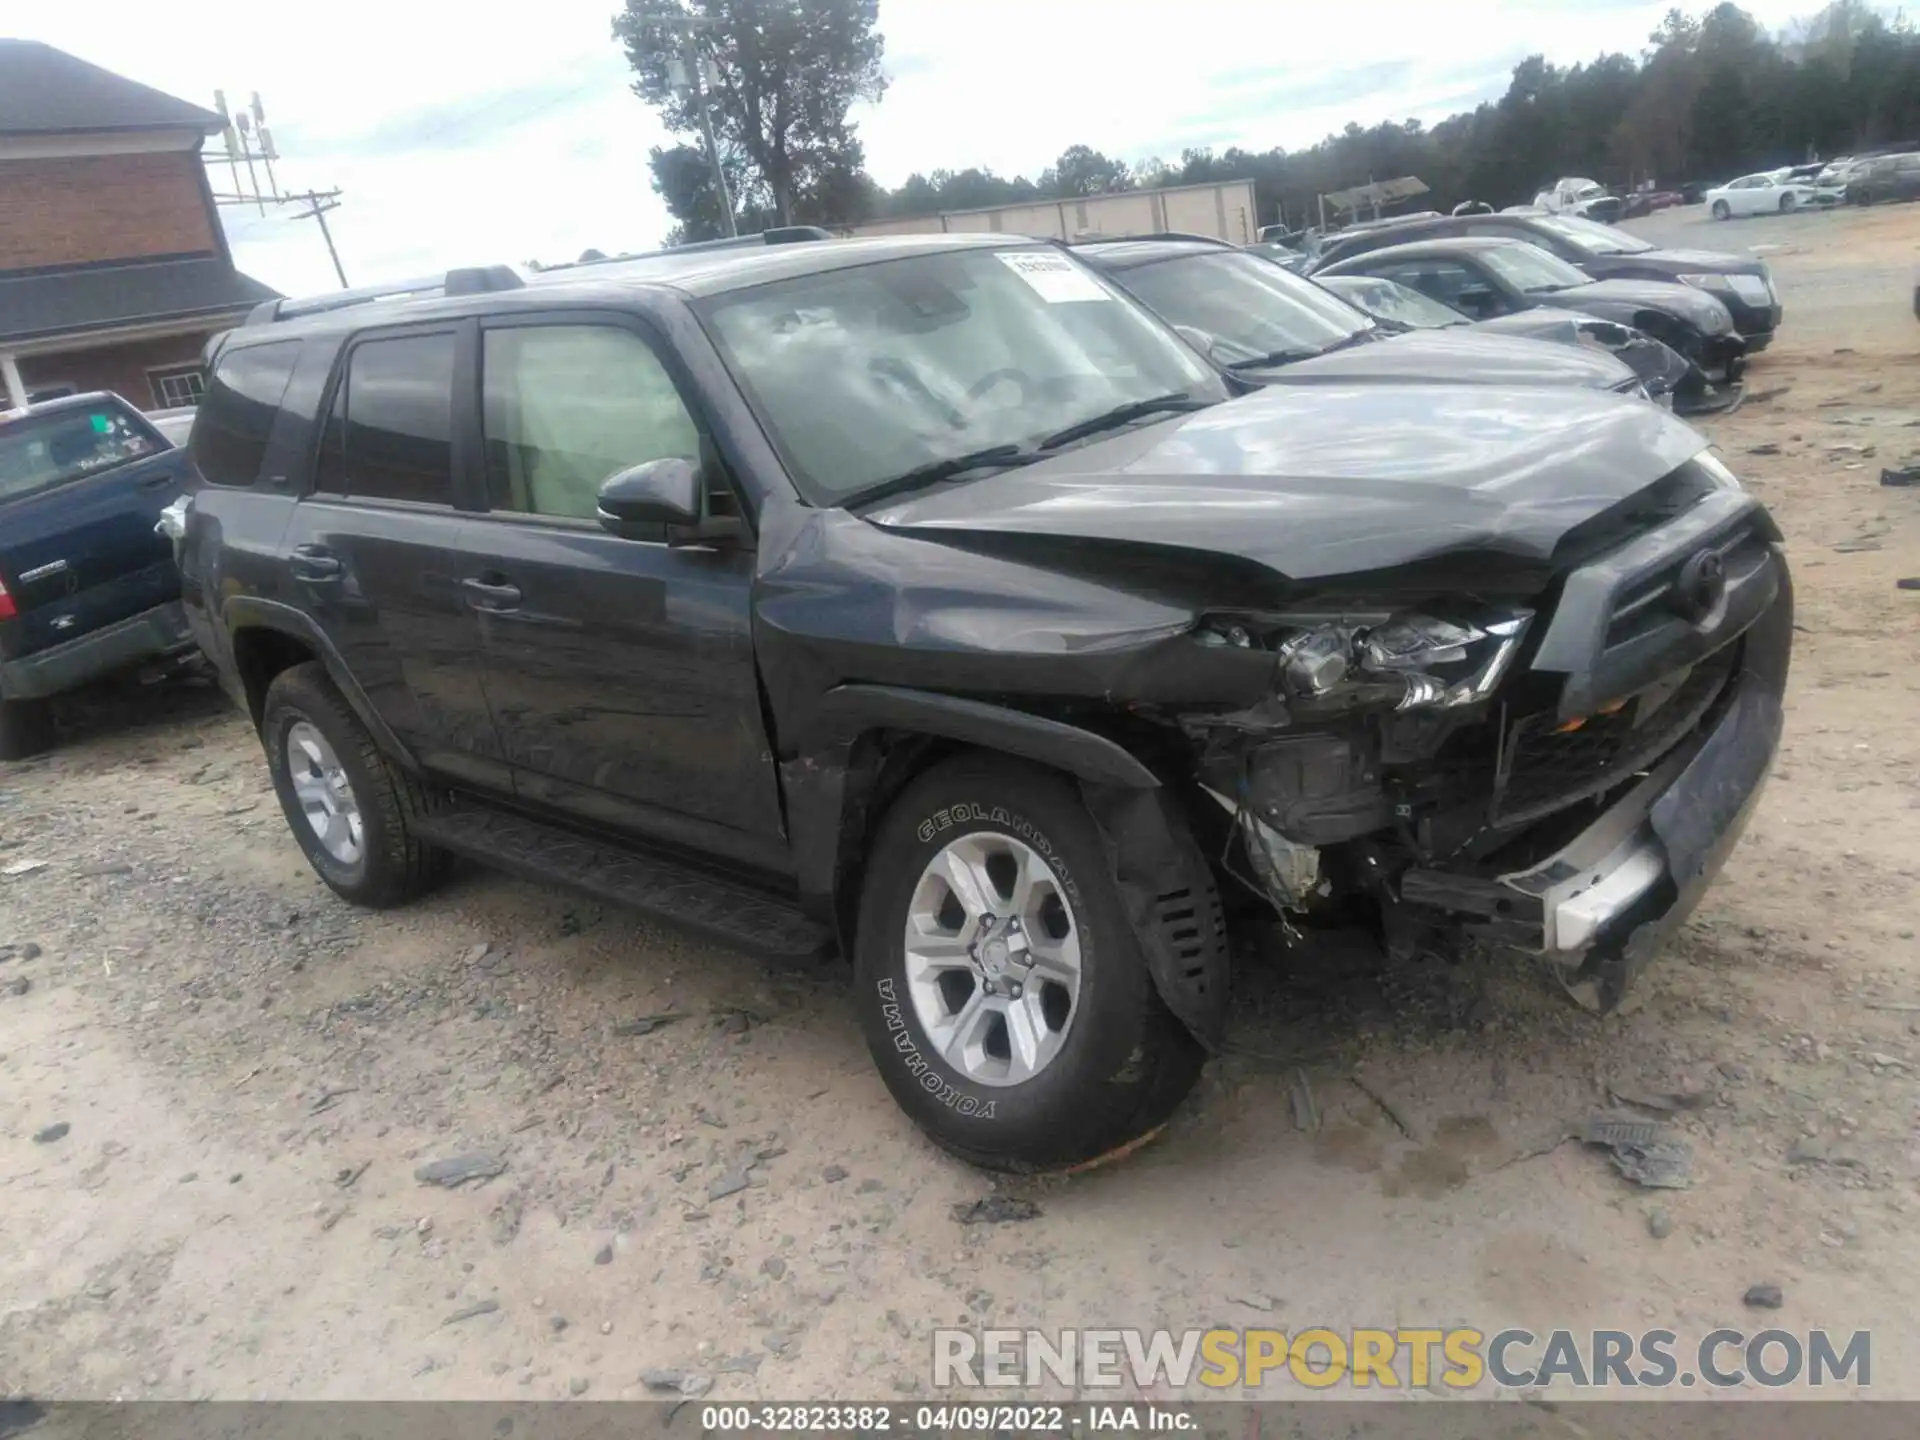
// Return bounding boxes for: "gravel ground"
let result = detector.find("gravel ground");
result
[3,203,1919,1403]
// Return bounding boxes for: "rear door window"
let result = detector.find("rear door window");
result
[193,341,301,487]
[315,333,457,505]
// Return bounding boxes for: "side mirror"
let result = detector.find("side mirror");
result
[598,457,701,530]
[596,457,743,548]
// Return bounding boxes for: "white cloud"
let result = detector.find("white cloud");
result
[18,0,1821,296]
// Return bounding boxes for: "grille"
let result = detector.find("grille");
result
[1494,642,1739,828]
[1603,519,1767,649]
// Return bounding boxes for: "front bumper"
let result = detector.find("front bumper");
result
[1400,558,1792,1011]
[0,600,196,701]
[1719,294,1780,348]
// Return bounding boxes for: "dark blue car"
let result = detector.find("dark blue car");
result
[0,392,199,757]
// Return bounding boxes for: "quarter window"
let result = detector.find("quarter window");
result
[480,325,700,522]
[316,334,456,504]
[193,341,300,487]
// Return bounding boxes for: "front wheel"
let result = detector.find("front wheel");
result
[1779,192,1797,212]
[853,755,1205,1172]
[1711,200,1731,221]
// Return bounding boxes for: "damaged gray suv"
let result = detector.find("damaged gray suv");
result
[173,233,1791,1173]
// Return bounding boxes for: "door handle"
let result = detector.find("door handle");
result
[138,472,177,490]
[290,545,343,582]
[461,576,523,612]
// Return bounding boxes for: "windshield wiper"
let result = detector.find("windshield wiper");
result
[1036,393,1211,450]
[845,443,1040,507]
[1309,329,1379,356]
[1225,348,1317,371]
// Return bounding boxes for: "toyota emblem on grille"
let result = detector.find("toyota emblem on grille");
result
[1671,548,1726,623]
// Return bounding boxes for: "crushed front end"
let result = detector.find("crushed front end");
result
[1177,455,1789,1012]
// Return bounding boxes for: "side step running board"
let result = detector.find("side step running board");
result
[414,805,835,964]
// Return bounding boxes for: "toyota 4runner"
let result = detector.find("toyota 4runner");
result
[172,235,1792,1172]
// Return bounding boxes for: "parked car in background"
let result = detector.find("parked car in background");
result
[1315,236,1747,407]
[1072,237,1649,398]
[1315,272,1694,409]
[170,235,1792,1170]
[1307,210,1782,350]
[1706,172,1818,220]
[1534,177,1624,223]
[147,407,197,448]
[1813,157,1863,205]
[1847,152,1920,206]
[1243,239,1306,272]
[0,393,200,757]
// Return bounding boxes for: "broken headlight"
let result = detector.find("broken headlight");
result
[1204,608,1533,715]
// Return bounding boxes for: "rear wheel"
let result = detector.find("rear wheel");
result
[0,693,55,762]
[262,662,450,907]
[1779,192,1797,212]
[1711,199,1731,221]
[853,754,1205,1173]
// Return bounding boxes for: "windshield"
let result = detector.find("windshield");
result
[1481,242,1591,294]
[1116,251,1374,368]
[1319,274,1468,330]
[0,404,163,502]
[700,247,1223,504]
[1532,214,1654,255]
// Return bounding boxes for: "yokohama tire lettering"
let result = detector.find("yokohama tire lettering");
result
[877,977,996,1119]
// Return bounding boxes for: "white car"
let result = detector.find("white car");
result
[1533,177,1623,223]
[1705,172,1818,219]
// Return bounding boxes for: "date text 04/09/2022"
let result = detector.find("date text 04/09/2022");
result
[697,1405,1197,1432]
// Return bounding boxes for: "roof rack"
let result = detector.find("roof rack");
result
[1062,231,1234,248]
[534,225,834,275]
[242,264,525,326]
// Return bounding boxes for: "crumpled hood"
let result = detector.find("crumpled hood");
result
[1547,278,1733,332]
[1259,328,1633,390]
[1471,310,1590,346]
[1635,247,1769,278]
[868,382,1710,583]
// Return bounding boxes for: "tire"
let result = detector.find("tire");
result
[1711,200,1731,221]
[853,754,1205,1172]
[261,662,450,907]
[1779,192,1796,212]
[0,694,55,762]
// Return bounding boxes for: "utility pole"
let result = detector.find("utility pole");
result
[207,90,350,287]
[287,189,349,287]
[654,14,738,238]
[683,44,737,237]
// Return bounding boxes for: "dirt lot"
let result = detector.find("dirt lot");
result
[3,203,1919,1405]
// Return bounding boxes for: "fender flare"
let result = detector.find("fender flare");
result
[785,685,1228,1050]
[221,597,420,772]
[803,684,1160,790]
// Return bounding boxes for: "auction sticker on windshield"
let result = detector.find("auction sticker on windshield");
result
[998,251,1111,302]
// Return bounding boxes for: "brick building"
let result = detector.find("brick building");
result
[0,40,278,412]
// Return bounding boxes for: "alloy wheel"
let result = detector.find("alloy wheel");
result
[901,832,1083,1087]
[286,720,365,865]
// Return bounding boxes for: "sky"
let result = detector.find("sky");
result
[16,0,1822,297]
